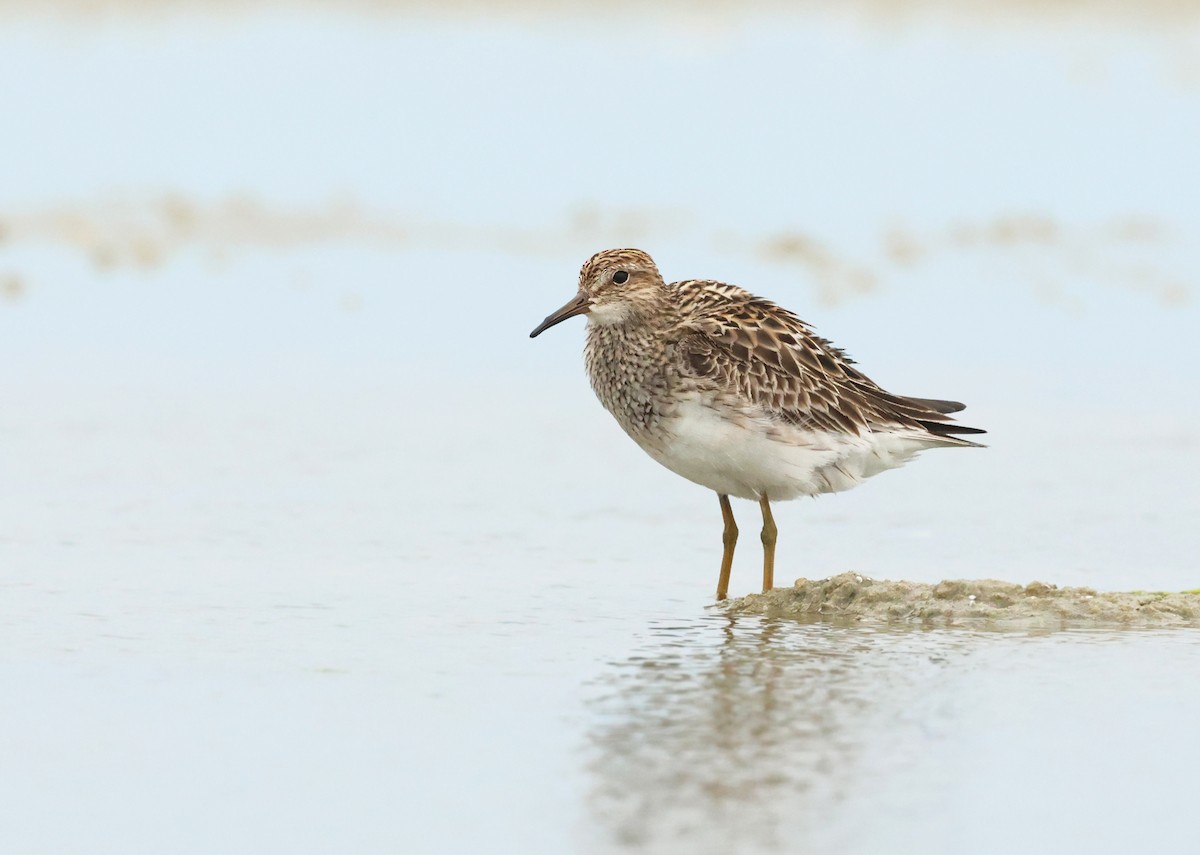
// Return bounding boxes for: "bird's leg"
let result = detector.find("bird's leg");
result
[759,495,777,593]
[716,494,738,601]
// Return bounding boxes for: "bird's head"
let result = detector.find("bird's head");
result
[529,248,665,337]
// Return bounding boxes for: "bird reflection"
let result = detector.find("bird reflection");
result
[585,613,976,853]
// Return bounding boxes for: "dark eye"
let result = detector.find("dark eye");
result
[612,270,629,284]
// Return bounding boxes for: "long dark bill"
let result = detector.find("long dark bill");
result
[529,292,592,338]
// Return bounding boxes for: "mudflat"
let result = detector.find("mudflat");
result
[728,572,1200,627]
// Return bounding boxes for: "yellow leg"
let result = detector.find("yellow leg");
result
[759,494,776,593]
[716,494,737,601]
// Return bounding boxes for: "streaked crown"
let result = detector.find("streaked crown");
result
[578,248,664,298]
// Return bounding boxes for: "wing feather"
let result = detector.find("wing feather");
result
[669,283,985,442]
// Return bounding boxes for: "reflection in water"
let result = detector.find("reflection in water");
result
[585,614,978,853]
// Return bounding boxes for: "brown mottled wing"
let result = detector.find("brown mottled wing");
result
[670,284,984,440]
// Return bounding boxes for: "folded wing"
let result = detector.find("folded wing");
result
[669,285,986,445]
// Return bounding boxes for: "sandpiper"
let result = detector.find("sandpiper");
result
[530,248,985,600]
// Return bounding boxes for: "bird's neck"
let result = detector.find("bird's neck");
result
[583,303,678,443]
[583,285,677,362]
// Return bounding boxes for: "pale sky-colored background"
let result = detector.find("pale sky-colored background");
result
[2,3,1198,853]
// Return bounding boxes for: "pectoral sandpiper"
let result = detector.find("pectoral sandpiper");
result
[530,248,985,600]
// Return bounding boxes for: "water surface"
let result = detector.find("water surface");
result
[1,4,1199,853]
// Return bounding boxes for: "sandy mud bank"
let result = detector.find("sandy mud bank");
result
[727,572,1200,627]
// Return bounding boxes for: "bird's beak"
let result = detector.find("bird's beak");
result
[529,291,593,338]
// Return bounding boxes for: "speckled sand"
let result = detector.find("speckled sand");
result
[727,573,1200,627]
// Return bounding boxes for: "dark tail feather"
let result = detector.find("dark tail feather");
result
[903,396,966,414]
[923,421,986,436]
[858,386,986,444]
[920,419,987,440]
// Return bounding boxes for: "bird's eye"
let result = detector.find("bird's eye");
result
[612,270,629,284]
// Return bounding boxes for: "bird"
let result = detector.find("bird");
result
[529,248,985,600]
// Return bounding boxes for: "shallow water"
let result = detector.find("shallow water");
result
[589,617,1200,854]
[2,3,1200,854]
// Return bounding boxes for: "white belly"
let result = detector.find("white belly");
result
[641,396,930,501]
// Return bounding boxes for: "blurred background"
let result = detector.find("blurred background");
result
[2,2,1199,854]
